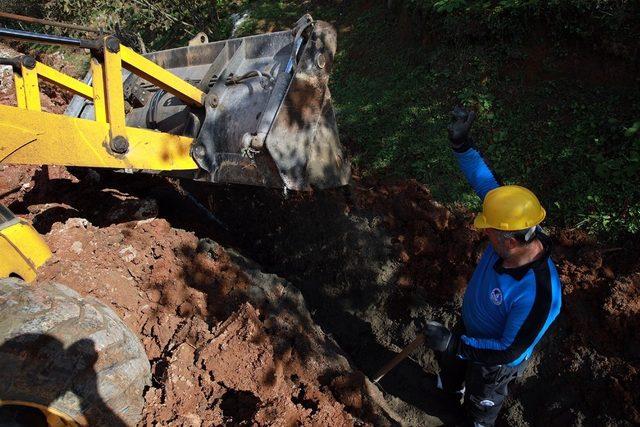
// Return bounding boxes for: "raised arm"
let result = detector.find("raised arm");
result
[455,148,500,200]
[448,106,501,199]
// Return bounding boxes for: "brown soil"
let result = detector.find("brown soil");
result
[352,178,483,302]
[196,177,640,426]
[359,180,640,425]
[0,167,401,426]
[352,178,639,425]
[2,160,639,426]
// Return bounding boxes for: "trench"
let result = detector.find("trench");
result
[13,168,639,425]
[179,182,469,426]
[191,183,640,427]
[13,166,460,424]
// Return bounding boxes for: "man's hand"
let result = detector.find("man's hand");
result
[422,320,458,354]
[448,106,476,151]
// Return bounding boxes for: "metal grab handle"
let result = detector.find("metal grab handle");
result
[225,70,274,86]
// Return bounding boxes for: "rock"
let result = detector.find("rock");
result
[412,235,434,256]
[197,238,222,259]
[70,241,83,254]
[119,245,137,262]
[146,289,161,303]
[181,413,202,427]
[106,198,158,223]
[601,266,615,279]
[133,199,159,220]
[424,201,451,230]
[397,275,413,287]
[85,169,101,185]
[178,302,194,317]
[65,217,90,229]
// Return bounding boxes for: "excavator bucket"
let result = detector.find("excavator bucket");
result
[66,15,350,190]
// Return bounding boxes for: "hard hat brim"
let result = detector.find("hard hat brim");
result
[473,207,546,230]
[473,213,490,229]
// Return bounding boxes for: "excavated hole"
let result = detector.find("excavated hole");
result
[14,167,634,425]
[186,183,459,425]
[219,389,261,424]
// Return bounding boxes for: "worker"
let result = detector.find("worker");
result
[421,107,562,427]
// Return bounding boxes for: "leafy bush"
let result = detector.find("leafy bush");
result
[4,0,254,50]
[403,0,639,61]
[331,2,640,239]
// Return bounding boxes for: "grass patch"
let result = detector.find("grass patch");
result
[247,1,640,239]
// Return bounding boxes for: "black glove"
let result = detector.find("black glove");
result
[422,320,459,355]
[447,106,476,152]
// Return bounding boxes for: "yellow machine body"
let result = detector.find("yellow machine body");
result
[0,39,203,172]
[0,17,351,190]
[0,206,52,283]
[0,105,197,170]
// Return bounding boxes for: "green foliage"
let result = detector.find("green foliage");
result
[6,0,638,239]
[10,0,251,50]
[328,1,640,239]
[485,98,640,236]
[7,0,315,50]
[225,1,314,38]
[404,0,639,62]
[1,1,43,17]
[431,0,467,13]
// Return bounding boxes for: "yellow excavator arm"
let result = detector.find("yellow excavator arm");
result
[0,15,351,190]
[0,32,202,171]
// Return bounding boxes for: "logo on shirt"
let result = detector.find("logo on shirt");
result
[490,288,503,305]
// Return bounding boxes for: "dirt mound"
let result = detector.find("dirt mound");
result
[1,161,638,424]
[37,216,397,425]
[542,240,640,425]
[353,178,483,302]
[0,165,399,426]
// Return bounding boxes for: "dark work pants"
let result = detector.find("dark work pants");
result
[437,351,527,426]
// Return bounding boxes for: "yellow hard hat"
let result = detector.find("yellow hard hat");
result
[474,185,546,231]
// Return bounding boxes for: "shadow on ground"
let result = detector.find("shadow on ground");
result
[0,334,126,426]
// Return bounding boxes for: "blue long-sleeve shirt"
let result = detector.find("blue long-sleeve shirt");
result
[454,147,562,367]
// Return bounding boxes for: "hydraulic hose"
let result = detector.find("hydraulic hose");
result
[0,27,100,49]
